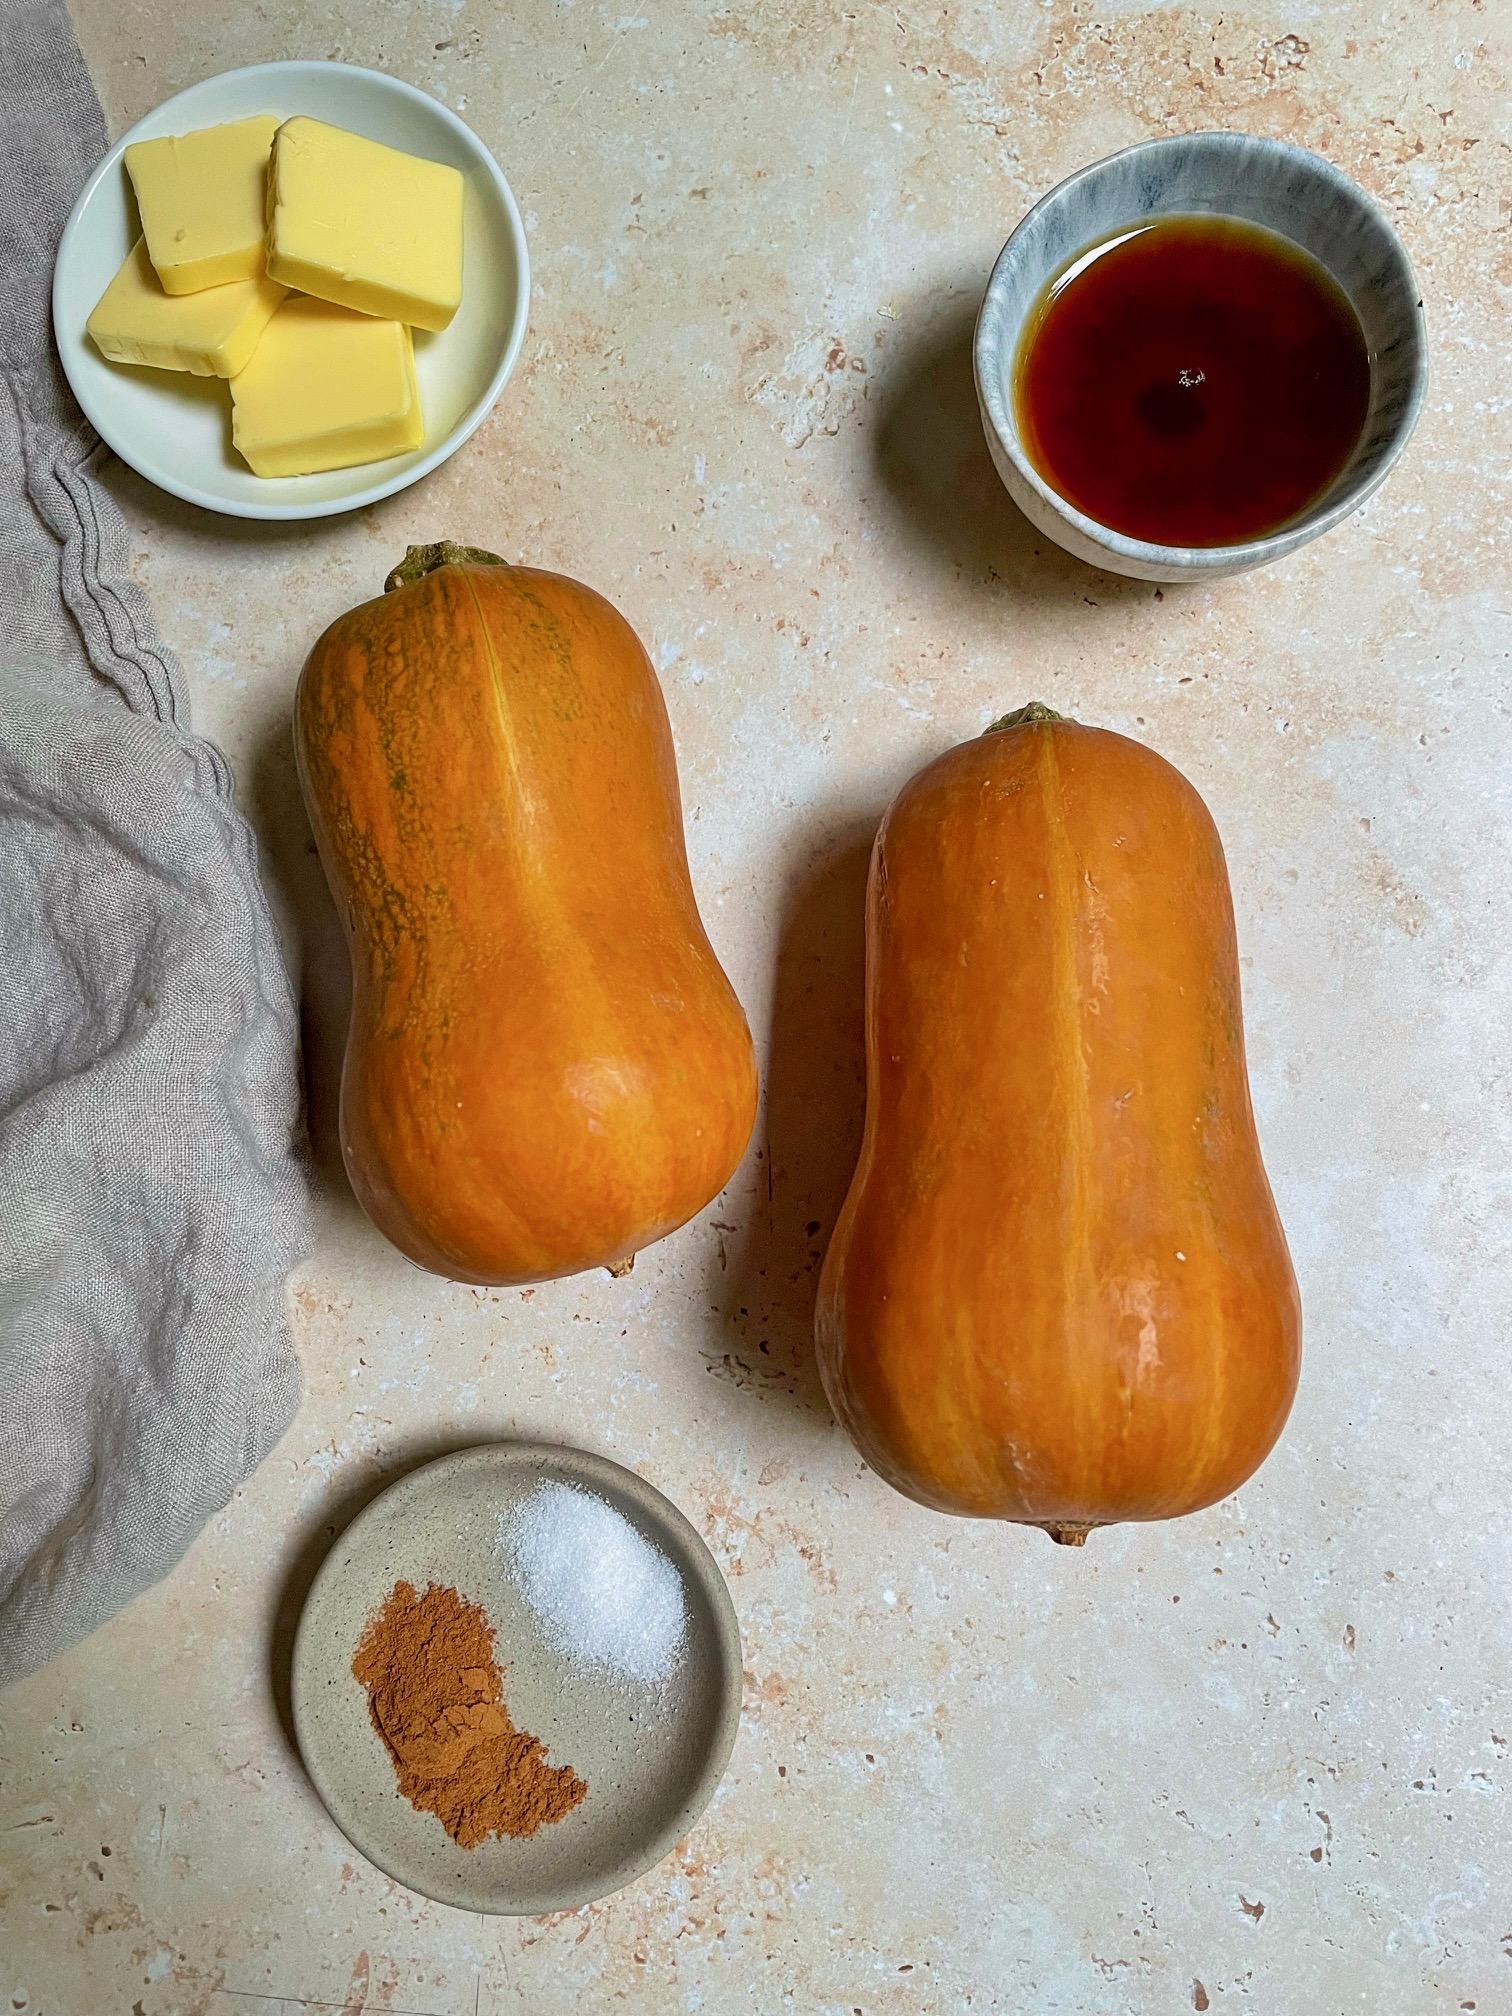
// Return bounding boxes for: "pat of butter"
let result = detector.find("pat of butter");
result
[265,117,464,333]
[124,115,279,295]
[87,237,286,377]
[230,297,423,477]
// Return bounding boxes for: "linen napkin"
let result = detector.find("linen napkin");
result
[0,0,312,1687]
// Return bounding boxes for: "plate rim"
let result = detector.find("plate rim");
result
[289,1438,743,1915]
[52,58,531,521]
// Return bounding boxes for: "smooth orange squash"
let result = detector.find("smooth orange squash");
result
[296,543,758,1285]
[815,704,1300,1542]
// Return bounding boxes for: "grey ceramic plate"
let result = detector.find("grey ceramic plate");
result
[291,1442,741,1913]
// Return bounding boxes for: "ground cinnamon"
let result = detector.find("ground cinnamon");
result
[352,1579,587,1848]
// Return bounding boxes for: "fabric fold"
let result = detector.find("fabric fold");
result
[0,0,312,1688]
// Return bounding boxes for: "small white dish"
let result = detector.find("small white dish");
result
[53,61,529,521]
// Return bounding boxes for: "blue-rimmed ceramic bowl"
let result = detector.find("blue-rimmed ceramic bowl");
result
[974,132,1427,582]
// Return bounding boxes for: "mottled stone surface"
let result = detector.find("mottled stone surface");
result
[6,3,1511,2011]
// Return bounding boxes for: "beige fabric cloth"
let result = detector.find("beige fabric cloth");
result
[0,0,312,1686]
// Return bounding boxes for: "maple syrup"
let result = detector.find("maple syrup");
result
[1014,214,1371,547]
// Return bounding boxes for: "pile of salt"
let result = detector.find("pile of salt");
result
[502,1481,688,1688]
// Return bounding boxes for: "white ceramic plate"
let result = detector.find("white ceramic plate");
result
[53,61,529,520]
[291,1442,743,1914]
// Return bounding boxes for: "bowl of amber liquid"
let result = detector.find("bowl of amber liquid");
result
[974,132,1427,581]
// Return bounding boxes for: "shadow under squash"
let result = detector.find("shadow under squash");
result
[715,815,879,1423]
[247,710,356,1204]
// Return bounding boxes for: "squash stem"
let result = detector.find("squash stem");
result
[1040,1521,1094,1546]
[385,542,508,593]
[986,701,1066,733]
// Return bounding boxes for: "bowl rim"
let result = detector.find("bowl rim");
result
[52,58,531,522]
[973,129,1429,574]
[288,1438,744,1915]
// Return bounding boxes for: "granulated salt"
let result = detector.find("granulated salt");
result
[501,1482,687,1688]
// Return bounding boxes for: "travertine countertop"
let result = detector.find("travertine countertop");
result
[8,3,1512,2011]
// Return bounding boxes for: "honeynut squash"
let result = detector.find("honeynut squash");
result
[816,704,1301,1543]
[295,544,758,1286]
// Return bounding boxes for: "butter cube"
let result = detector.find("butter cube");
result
[230,298,424,477]
[266,117,464,332]
[125,115,279,295]
[87,237,286,377]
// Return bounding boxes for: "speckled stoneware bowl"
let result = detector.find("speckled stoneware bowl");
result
[290,1442,742,1914]
[974,131,1428,582]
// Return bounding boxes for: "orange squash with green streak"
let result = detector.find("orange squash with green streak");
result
[296,544,758,1285]
[815,704,1300,1542]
